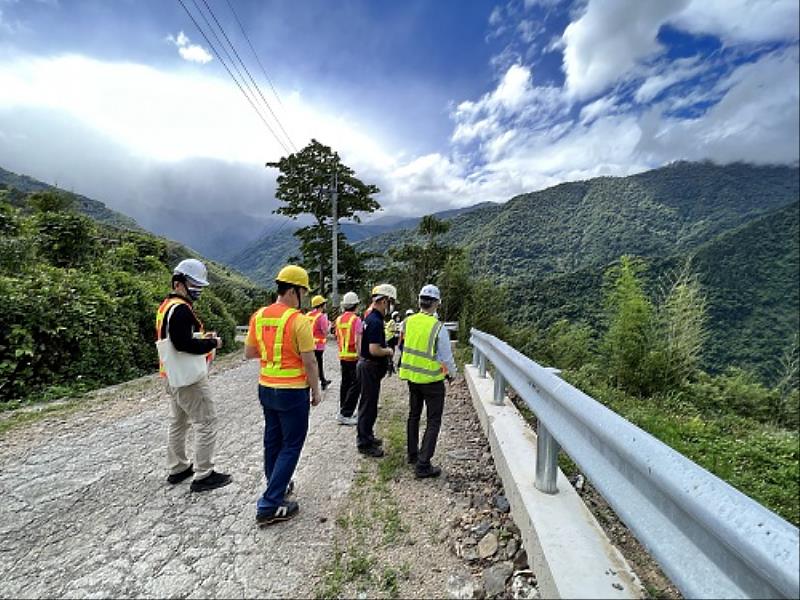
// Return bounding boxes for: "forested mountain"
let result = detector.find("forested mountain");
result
[228,203,494,285]
[0,167,140,230]
[359,161,798,280]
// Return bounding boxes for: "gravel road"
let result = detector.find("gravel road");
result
[0,343,359,599]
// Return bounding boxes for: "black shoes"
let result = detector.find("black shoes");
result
[358,444,385,458]
[256,501,299,526]
[321,379,332,390]
[190,470,232,492]
[407,455,418,465]
[167,464,193,484]
[370,437,383,447]
[285,479,295,497]
[415,465,442,479]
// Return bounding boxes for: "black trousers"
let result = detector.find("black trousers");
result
[314,349,326,382]
[356,359,385,448]
[339,360,360,417]
[407,380,445,467]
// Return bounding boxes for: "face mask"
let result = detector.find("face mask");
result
[187,287,203,301]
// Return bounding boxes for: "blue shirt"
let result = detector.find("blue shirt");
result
[361,309,386,359]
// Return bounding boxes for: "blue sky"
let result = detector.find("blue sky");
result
[0,0,798,249]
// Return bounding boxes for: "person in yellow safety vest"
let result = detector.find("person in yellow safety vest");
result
[245,265,324,526]
[399,284,457,479]
[334,291,363,426]
[308,295,332,391]
[155,258,231,493]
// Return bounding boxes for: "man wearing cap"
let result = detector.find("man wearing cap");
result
[399,284,458,478]
[308,295,332,391]
[245,265,324,525]
[356,283,397,458]
[155,258,231,492]
[335,291,362,426]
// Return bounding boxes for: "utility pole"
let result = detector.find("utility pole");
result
[331,166,339,309]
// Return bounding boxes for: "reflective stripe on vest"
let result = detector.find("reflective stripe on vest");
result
[308,309,326,346]
[398,313,445,383]
[336,312,359,361]
[254,304,308,387]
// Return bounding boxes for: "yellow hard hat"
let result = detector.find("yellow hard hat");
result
[311,295,327,308]
[275,265,310,290]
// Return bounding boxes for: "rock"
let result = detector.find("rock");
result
[463,547,480,562]
[513,548,529,570]
[493,495,510,513]
[506,538,518,559]
[472,521,492,538]
[436,527,451,544]
[463,536,478,547]
[448,449,474,461]
[482,562,513,598]
[477,533,499,559]
[511,573,539,599]
[446,572,485,599]
[506,523,521,536]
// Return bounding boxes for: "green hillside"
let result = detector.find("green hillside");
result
[359,161,799,280]
[0,167,140,230]
[0,188,266,404]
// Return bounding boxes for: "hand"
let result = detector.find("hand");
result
[311,385,323,406]
[215,336,223,349]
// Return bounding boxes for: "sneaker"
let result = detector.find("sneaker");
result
[358,444,385,458]
[415,465,442,479]
[256,501,299,526]
[285,479,295,497]
[167,464,193,484]
[190,470,232,492]
[336,413,358,426]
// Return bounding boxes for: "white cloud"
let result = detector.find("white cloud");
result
[562,0,689,100]
[579,95,617,124]
[634,56,705,104]
[674,0,799,44]
[167,30,213,64]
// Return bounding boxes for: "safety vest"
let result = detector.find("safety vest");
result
[398,312,445,384]
[155,296,207,377]
[252,303,308,388]
[335,311,359,361]
[308,309,327,346]
[385,319,395,341]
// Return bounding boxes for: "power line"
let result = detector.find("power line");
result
[199,0,298,152]
[176,0,292,156]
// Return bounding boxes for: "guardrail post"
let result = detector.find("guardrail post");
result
[493,372,505,406]
[472,346,479,367]
[535,424,560,494]
[478,352,487,378]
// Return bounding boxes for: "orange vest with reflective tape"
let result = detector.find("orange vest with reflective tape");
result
[335,311,359,361]
[253,303,308,388]
[308,309,327,346]
[155,296,207,377]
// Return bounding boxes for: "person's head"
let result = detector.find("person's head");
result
[391,310,400,322]
[311,295,327,312]
[275,265,310,309]
[341,291,359,313]
[172,258,209,302]
[370,283,397,316]
[418,284,441,314]
[405,308,414,318]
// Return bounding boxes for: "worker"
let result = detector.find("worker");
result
[245,265,324,526]
[356,283,397,458]
[308,295,332,390]
[386,310,401,352]
[399,284,457,479]
[156,258,230,492]
[334,291,362,426]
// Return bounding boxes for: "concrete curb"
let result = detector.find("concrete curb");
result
[465,364,642,599]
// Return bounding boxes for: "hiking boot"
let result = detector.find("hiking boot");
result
[415,465,442,479]
[167,464,193,484]
[256,501,299,527]
[336,413,358,426]
[190,470,232,492]
[358,444,385,458]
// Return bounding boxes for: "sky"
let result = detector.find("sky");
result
[0,0,798,250]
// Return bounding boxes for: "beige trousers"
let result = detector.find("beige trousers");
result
[165,377,217,480]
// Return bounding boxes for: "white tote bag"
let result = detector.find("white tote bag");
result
[155,304,208,388]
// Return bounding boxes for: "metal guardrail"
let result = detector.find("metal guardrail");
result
[469,328,799,599]
[235,325,249,334]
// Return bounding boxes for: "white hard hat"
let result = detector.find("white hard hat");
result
[405,309,414,316]
[341,291,359,306]
[174,258,209,287]
[419,284,441,301]
[372,283,398,301]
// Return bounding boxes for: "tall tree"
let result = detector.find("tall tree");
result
[266,139,380,293]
